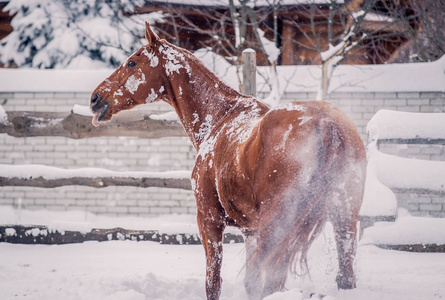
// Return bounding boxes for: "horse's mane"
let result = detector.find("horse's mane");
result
[160,40,244,99]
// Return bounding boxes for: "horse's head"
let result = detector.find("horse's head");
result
[90,22,167,127]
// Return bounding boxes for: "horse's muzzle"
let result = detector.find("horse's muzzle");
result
[90,93,102,109]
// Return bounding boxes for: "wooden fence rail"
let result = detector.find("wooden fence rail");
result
[0,108,191,190]
[0,164,192,190]
[0,109,185,139]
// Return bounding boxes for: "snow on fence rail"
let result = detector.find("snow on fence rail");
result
[0,106,192,190]
[0,164,192,190]
[367,144,445,196]
[361,110,445,226]
[367,109,445,145]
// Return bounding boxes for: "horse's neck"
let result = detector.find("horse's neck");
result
[164,50,267,149]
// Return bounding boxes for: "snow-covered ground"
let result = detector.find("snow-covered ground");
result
[3,240,445,300]
[1,207,445,300]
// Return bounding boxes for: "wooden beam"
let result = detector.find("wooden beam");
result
[377,138,445,146]
[281,21,295,65]
[0,110,186,139]
[0,165,192,190]
[377,243,445,253]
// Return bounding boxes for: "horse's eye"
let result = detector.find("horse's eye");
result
[127,60,137,68]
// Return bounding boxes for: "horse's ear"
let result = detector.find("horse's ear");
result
[145,22,159,47]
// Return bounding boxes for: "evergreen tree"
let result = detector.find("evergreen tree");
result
[0,0,163,69]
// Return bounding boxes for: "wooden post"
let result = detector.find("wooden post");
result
[242,48,256,97]
[281,21,295,65]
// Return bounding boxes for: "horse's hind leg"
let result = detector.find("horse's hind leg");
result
[261,253,290,299]
[244,233,263,300]
[332,217,358,289]
[244,230,289,300]
[329,189,361,289]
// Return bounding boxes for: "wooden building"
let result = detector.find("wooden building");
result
[0,0,422,66]
[136,0,417,66]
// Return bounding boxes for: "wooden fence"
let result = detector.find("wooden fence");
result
[0,51,259,244]
[0,108,191,190]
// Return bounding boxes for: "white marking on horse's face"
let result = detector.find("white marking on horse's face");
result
[113,89,123,98]
[125,72,146,94]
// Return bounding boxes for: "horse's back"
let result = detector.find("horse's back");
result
[252,100,366,211]
[263,100,361,140]
[260,100,365,163]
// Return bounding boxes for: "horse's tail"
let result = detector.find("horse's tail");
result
[253,119,346,289]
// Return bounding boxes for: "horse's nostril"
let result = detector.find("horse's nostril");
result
[91,93,102,106]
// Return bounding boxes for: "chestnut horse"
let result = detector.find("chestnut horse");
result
[91,23,366,300]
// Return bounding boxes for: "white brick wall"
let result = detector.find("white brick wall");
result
[1,91,445,216]
[0,92,196,216]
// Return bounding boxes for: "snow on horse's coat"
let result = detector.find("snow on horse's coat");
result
[90,22,366,300]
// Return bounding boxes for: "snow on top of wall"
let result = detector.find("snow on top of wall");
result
[0,206,198,233]
[368,142,445,193]
[149,111,179,121]
[368,110,445,141]
[271,54,445,94]
[361,216,445,245]
[0,164,191,180]
[0,68,113,93]
[361,140,445,217]
[0,205,241,236]
[0,55,443,93]
[72,104,94,116]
